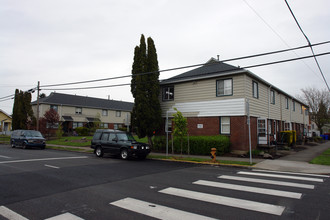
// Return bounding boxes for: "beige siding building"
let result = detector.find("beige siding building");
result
[160,58,309,152]
[31,93,133,133]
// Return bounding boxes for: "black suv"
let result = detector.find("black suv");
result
[91,129,150,160]
[10,130,46,149]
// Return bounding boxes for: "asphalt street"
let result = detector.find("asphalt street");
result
[0,144,329,220]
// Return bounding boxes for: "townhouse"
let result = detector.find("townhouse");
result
[160,58,309,153]
[31,92,133,133]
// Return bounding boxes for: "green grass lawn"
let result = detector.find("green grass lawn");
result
[310,148,330,165]
[46,136,92,147]
[133,136,148,143]
[0,135,10,144]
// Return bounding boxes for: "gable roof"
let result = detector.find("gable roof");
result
[0,109,12,119]
[31,93,134,111]
[160,58,245,85]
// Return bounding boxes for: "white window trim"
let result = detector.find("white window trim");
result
[220,116,230,134]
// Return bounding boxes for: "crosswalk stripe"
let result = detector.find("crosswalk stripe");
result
[44,212,84,220]
[194,180,302,199]
[218,175,315,189]
[238,171,324,182]
[252,169,330,178]
[159,187,285,216]
[0,206,29,220]
[110,197,217,220]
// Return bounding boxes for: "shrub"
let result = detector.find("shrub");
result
[75,127,89,136]
[152,135,230,156]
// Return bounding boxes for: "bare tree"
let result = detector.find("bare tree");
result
[299,87,330,133]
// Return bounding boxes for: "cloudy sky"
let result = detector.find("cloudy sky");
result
[1,0,329,114]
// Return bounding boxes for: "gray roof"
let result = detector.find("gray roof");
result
[31,92,134,111]
[160,58,245,85]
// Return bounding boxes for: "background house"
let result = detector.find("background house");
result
[160,58,309,153]
[31,93,133,133]
[0,109,12,135]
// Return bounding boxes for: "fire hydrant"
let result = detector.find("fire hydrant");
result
[210,148,217,163]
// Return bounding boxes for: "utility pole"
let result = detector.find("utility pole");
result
[36,81,40,131]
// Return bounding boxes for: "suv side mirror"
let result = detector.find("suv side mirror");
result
[112,138,118,142]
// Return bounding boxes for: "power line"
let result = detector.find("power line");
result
[40,40,330,88]
[244,0,324,82]
[41,51,330,91]
[284,0,330,92]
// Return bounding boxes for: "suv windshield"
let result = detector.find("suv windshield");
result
[116,133,135,141]
[24,131,43,137]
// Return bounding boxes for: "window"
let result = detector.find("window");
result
[162,86,174,101]
[257,120,266,137]
[285,97,289,109]
[284,122,291,131]
[50,105,58,112]
[220,117,230,134]
[252,81,258,98]
[101,133,109,141]
[300,105,303,114]
[292,101,295,111]
[116,111,121,117]
[73,122,83,129]
[102,109,108,116]
[75,107,82,115]
[100,123,108,128]
[270,90,275,104]
[114,124,123,129]
[217,79,232,96]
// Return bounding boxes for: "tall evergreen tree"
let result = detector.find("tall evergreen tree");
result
[12,89,36,130]
[131,34,162,146]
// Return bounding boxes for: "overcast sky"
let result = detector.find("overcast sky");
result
[1,0,329,114]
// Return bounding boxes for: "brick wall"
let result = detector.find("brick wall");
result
[187,117,219,136]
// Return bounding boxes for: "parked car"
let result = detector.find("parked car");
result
[91,129,150,159]
[10,130,46,149]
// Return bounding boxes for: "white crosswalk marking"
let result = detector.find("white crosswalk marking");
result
[44,212,84,220]
[110,197,217,220]
[218,175,315,189]
[238,171,324,182]
[159,187,286,216]
[193,180,302,199]
[0,206,29,220]
[252,169,330,178]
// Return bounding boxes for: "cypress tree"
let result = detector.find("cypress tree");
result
[12,89,36,130]
[131,34,162,146]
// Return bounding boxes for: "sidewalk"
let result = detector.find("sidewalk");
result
[254,141,330,174]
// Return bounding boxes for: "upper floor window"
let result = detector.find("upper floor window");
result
[116,110,121,117]
[102,109,108,116]
[162,86,174,101]
[292,101,295,111]
[285,97,289,109]
[217,78,232,96]
[75,107,82,115]
[50,105,58,112]
[252,81,258,99]
[270,90,275,104]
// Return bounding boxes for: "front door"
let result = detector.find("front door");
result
[257,118,267,145]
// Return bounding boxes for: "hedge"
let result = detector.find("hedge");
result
[75,127,89,136]
[153,135,230,156]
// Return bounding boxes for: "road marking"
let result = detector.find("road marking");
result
[238,171,324,182]
[0,156,88,164]
[45,212,84,220]
[159,187,285,216]
[0,206,29,220]
[194,180,302,199]
[0,155,11,159]
[252,169,330,178]
[219,175,315,189]
[110,197,217,220]
[45,164,60,169]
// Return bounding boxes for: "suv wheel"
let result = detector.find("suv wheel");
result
[22,143,27,149]
[95,146,103,157]
[11,141,16,148]
[120,149,128,160]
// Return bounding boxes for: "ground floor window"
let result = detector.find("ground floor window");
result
[114,124,123,130]
[100,123,108,128]
[73,122,84,129]
[284,122,291,131]
[220,117,230,134]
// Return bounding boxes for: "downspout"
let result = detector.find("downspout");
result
[268,86,271,147]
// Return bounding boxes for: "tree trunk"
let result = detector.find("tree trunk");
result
[148,136,153,148]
